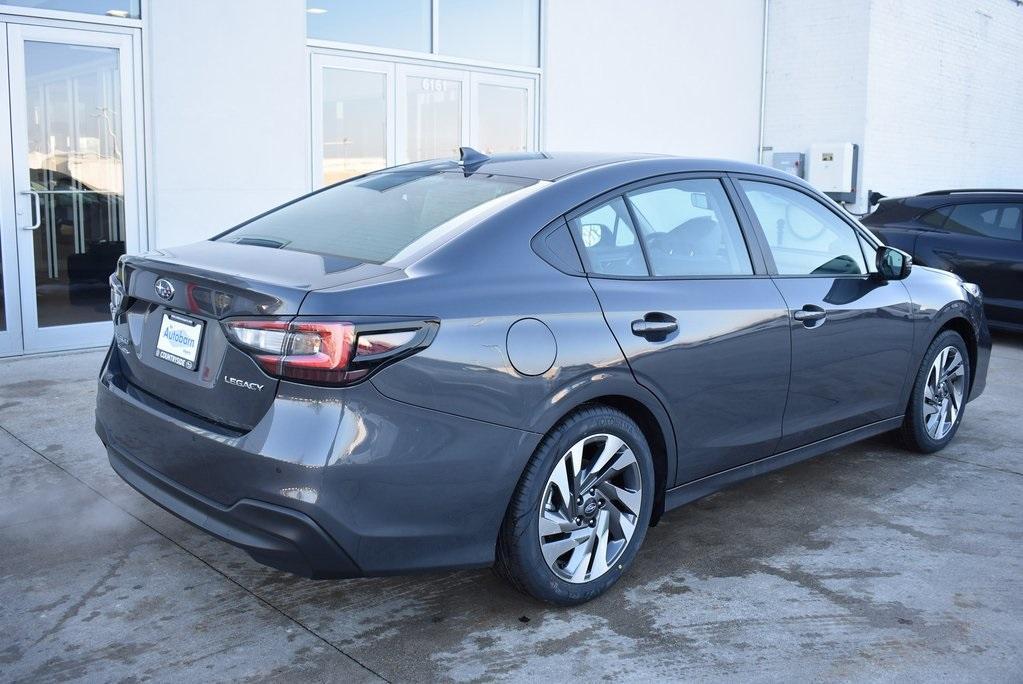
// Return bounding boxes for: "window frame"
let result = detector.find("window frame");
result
[727,173,878,280]
[563,172,770,281]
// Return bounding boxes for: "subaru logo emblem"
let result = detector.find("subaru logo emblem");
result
[155,278,175,301]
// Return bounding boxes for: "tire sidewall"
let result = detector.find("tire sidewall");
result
[508,407,655,605]
[907,331,971,452]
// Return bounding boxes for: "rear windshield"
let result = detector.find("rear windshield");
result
[218,169,536,263]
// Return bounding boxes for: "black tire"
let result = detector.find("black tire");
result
[899,330,971,453]
[495,405,655,606]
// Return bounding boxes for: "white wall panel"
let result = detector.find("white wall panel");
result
[146,0,309,247]
[543,0,767,161]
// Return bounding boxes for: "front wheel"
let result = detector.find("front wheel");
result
[900,330,971,453]
[495,406,655,605]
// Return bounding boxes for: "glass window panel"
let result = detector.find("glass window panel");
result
[569,197,648,277]
[626,179,752,277]
[438,0,539,66]
[222,171,535,264]
[740,181,866,276]
[477,83,528,155]
[405,76,462,162]
[306,0,431,52]
[25,42,126,327]
[944,203,1023,241]
[0,1,139,18]
[322,68,388,185]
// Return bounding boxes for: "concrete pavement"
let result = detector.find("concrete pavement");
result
[1,335,1021,682]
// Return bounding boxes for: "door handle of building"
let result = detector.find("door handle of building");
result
[793,305,827,326]
[19,190,41,230]
[631,314,678,340]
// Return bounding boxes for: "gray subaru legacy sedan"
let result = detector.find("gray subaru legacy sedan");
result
[96,150,990,605]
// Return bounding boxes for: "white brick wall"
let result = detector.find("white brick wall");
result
[764,0,1023,211]
[863,0,1023,205]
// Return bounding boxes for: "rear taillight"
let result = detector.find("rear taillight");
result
[222,318,437,386]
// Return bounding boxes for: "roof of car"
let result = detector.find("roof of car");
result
[885,189,1023,207]
[385,151,794,183]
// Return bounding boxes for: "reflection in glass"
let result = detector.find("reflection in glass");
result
[0,239,5,331]
[477,84,528,155]
[0,0,139,18]
[322,68,388,185]
[438,0,539,66]
[306,0,431,52]
[24,42,125,328]
[405,76,461,162]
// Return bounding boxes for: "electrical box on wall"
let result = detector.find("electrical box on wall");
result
[771,152,805,179]
[807,142,858,203]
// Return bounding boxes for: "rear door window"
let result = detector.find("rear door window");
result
[625,179,753,276]
[569,197,648,276]
[219,170,536,263]
[944,203,1023,240]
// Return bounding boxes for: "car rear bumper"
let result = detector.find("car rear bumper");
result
[106,442,360,578]
[95,346,541,577]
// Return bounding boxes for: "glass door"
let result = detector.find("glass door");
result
[0,26,20,355]
[311,54,394,187]
[4,23,140,353]
[396,63,469,164]
[469,72,535,156]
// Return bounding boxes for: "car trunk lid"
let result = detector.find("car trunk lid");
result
[113,241,397,431]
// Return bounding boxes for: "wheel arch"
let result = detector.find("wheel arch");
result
[526,377,676,525]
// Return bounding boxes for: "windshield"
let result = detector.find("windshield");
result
[218,169,537,263]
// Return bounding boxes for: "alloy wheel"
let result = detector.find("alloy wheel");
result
[923,345,966,440]
[538,433,643,583]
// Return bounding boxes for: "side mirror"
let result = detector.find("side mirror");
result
[877,245,912,280]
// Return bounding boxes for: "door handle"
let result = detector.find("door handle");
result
[19,190,41,230]
[793,305,827,327]
[631,313,678,340]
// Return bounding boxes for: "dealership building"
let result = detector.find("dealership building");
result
[0,0,1020,356]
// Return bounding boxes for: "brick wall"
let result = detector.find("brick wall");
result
[765,0,1023,211]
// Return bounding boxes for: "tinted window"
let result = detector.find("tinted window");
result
[625,179,752,276]
[570,197,647,276]
[740,181,866,276]
[944,203,1023,240]
[220,170,535,263]
[920,206,951,227]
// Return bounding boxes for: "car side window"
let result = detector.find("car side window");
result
[739,180,867,276]
[920,206,952,227]
[569,197,648,276]
[624,179,753,276]
[944,203,1023,241]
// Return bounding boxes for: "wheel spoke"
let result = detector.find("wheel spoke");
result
[589,511,611,578]
[549,457,574,513]
[588,435,625,479]
[540,527,591,566]
[539,508,574,537]
[605,499,636,541]
[584,447,638,492]
[565,531,596,582]
[601,481,642,516]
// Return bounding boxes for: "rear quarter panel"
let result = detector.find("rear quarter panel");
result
[298,183,679,484]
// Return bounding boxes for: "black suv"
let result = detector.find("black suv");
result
[863,190,1023,331]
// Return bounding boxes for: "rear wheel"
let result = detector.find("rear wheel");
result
[495,406,654,605]
[900,330,971,453]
